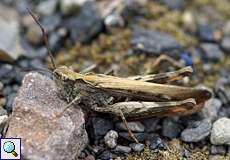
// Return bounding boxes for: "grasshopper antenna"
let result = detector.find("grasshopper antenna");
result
[27,8,57,70]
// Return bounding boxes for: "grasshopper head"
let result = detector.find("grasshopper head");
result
[53,66,83,102]
[53,66,76,102]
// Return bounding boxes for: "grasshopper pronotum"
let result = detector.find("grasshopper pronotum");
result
[28,9,211,143]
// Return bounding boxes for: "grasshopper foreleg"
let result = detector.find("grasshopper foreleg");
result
[53,94,81,119]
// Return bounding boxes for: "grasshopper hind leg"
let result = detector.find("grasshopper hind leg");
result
[118,110,139,143]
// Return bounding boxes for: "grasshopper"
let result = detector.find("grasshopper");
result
[28,10,211,143]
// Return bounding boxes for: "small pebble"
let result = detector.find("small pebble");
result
[97,150,113,160]
[221,36,230,52]
[3,86,12,97]
[148,134,166,150]
[142,118,160,133]
[0,81,3,91]
[0,108,7,116]
[114,145,132,154]
[104,14,125,28]
[60,0,86,15]
[162,118,183,139]
[6,93,17,112]
[0,98,6,108]
[0,115,8,130]
[159,0,185,10]
[89,117,113,141]
[104,130,118,149]
[197,24,215,42]
[201,98,222,122]
[211,117,230,145]
[182,148,190,158]
[181,119,212,142]
[210,145,226,155]
[131,27,181,55]
[25,24,42,46]
[36,0,58,16]
[200,43,224,61]
[116,121,145,132]
[129,143,144,152]
[119,132,145,142]
[84,155,95,160]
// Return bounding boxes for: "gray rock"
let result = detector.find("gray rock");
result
[0,81,3,91]
[210,145,226,155]
[159,0,185,10]
[6,72,88,160]
[115,121,145,132]
[65,2,103,43]
[6,93,17,112]
[0,98,6,109]
[89,117,113,141]
[142,118,160,133]
[131,27,181,55]
[148,134,166,150]
[0,108,7,116]
[129,143,144,152]
[41,14,61,33]
[223,21,230,36]
[0,5,24,61]
[104,14,125,28]
[201,98,222,121]
[218,107,230,118]
[214,78,230,105]
[25,21,42,46]
[0,64,13,84]
[84,155,95,160]
[181,119,212,142]
[0,115,8,131]
[2,85,12,96]
[98,150,113,160]
[200,43,224,61]
[60,0,92,15]
[197,24,215,42]
[49,32,62,52]
[162,118,183,139]
[104,130,118,149]
[211,117,230,145]
[221,36,230,53]
[36,0,58,16]
[119,132,145,142]
[114,145,132,154]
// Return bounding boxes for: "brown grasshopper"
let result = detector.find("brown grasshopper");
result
[28,10,211,143]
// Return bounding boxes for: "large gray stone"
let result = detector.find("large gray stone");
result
[0,5,24,62]
[6,72,88,160]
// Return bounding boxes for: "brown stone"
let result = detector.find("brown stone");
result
[6,72,88,160]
